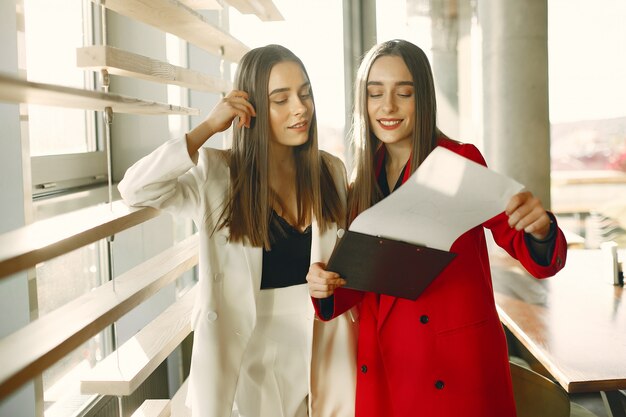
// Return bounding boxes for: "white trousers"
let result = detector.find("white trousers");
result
[234,284,311,417]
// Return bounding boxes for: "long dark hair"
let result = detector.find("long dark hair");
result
[217,44,343,248]
[348,39,439,220]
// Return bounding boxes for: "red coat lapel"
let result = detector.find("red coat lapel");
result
[374,146,412,329]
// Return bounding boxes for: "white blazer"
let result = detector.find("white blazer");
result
[118,137,358,417]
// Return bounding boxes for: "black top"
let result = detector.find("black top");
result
[377,156,409,196]
[260,211,312,289]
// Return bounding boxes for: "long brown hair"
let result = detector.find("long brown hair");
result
[348,39,439,220]
[217,44,343,248]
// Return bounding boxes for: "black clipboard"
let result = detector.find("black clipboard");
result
[326,230,456,300]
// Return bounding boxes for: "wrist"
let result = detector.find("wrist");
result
[199,118,216,139]
[186,120,214,155]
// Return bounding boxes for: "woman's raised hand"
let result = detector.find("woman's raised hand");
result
[186,90,256,157]
[206,90,256,132]
[306,262,347,299]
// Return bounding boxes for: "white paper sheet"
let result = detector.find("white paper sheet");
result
[349,147,525,251]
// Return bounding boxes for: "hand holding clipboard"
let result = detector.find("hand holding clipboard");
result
[326,230,456,300]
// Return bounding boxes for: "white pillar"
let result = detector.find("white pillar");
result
[478,0,551,207]
[430,0,460,139]
[457,0,478,145]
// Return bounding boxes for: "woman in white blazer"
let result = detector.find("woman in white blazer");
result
[118,45,357,417]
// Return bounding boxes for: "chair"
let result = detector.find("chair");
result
[510,358,601,417]
[570,402,601,417]
[510,360,571,417]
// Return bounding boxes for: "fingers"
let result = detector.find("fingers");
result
[525,215,551,240]
[506,195,533,229]
[205,90,256,133]
[224,90,256,129]
[504,191,530,218]
[505,191,551,238]
[512,205,549,233]
[306,262,347,299]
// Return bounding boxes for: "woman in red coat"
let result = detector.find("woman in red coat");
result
[306,39,567,417]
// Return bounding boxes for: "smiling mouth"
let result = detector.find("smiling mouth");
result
[289,121,308,129]
[378,119,402,127]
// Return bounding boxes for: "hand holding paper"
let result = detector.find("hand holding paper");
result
[327,147,525,299]
[349,147,525,251]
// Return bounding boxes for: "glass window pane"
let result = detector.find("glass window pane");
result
[35,242,109,416]
[549,0,626,243]
[42,336,104,417]
[23,0,96,156]
[36,243,102,315]
[28,106,93,156]
[549,0,626,174]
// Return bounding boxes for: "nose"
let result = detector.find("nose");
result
[381,94,397,113]
[292,96,308,116]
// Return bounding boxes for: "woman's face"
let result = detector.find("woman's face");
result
[267,61,314,148]
[366,55,415,147]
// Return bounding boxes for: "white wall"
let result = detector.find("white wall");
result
[188,10,227,148]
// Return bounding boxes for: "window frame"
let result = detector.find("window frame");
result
[26,1,108,200]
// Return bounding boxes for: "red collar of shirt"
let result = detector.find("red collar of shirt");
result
[375,145,413,186]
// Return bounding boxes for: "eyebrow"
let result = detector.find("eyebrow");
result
[269,82,311,96]
[367,81,414,87]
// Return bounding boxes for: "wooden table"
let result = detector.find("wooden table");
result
[491,249,626,417]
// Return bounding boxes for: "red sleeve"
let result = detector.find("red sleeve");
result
[448,141,567,278]
[485,211,567,278]
[311,287,364,321]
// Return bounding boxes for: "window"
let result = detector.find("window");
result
[21,1,113,415]
[24,0,107,198]
[35,242,109,416]
[548,0,626,245]
[549,0,626,176]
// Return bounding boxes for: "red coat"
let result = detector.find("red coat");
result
[314,138,567,417]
